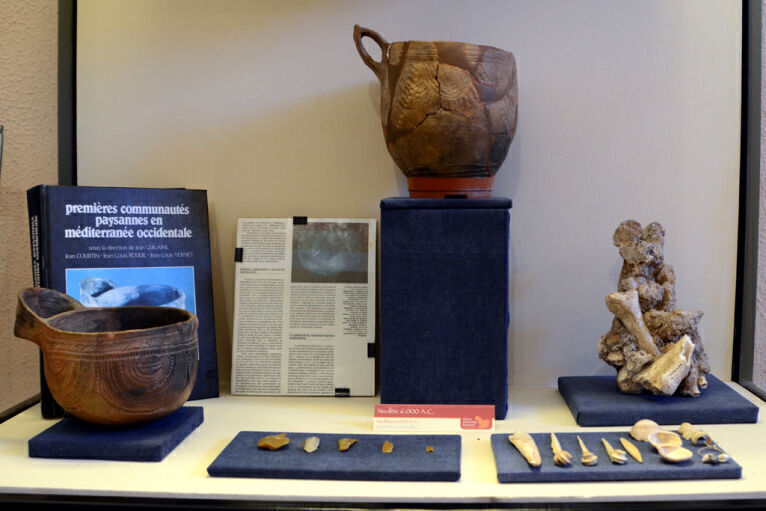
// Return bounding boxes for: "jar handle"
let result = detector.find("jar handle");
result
[353,25,388,81]
[14,288,84,347]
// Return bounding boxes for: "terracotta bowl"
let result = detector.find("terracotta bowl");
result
[14,288,198,426]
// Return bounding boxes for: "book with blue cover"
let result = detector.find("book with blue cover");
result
[26,185,219,418]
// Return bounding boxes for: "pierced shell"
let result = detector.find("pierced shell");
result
[601,438,628,464]
[577,436,598,466]
[303,436,320,453]
[550,432,572,466]
[678,422,710,445]
[508,432,541,467]
[257,433,290,450]
[337,438,358,452]
[656,444,693,463]
[382,440,394,453]
[630,419,662,441]
[648,430,682,449]
[619,437,643,463]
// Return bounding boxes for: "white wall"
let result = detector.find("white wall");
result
[77,0,742,387]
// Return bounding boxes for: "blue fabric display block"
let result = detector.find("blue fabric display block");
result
[558,375,759,427]
[380,198,512,419]
[207,432,461,481]
[28,406,203,462]
[491,431,741,483]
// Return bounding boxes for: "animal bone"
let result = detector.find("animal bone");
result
[605,290,661,357]
[508,432,541,467]
[634,335,695,395]
[576,436,598,466]
[620,437,643,463]
[601,438,628,464]
[550,432,572,466]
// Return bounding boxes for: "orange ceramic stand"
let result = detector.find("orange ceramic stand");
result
[407,176,497,198]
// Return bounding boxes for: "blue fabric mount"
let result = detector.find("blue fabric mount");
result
[380,197,512,419]
[558,374,759,426]
[207,431,461,481]
[492,431,741,483]
[28,406,204,462]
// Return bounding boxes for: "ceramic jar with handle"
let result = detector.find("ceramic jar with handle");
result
[354,25,518,198]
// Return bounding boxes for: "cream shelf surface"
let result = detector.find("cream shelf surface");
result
[0,382,764,506]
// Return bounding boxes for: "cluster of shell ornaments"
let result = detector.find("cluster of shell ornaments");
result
[629,419,729,464]
[508,420,729,467]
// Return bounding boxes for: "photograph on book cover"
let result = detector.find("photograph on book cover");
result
[66,266,196,312]
[231,218,376,397]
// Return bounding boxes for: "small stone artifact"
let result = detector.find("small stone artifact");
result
[619,438,643,463]
[353,25,517,198]
[629,419,662,442]
[508,432,541,467]
[258,433,290,450]
[576,436,598,466]
[382,440,394,453]
[338,438,359,452]
[678,422,710,446]
[425,445,435,453]
[598,220,711,397]
[303,436,320,453]
[13,287,198,426]
[550,432,572,466]
[601,438,628,464]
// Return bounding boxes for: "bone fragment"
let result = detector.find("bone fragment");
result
[605,290,660,357]
[550,432,572,466]
[508,432,541,467]
[634,335,695,396]
[620,437,643,463]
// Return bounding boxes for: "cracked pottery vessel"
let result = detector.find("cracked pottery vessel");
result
[354,25,517,198]
[14,287,198,426]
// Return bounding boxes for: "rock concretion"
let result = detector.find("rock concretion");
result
[598,220,711,396]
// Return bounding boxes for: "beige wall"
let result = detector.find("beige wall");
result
[0,0,59,412]
[77,0,742,387]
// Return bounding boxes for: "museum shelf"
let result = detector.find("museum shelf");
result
[0,382,764,508]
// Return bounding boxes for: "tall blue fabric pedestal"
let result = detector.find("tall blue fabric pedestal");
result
[380,198,512,419]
